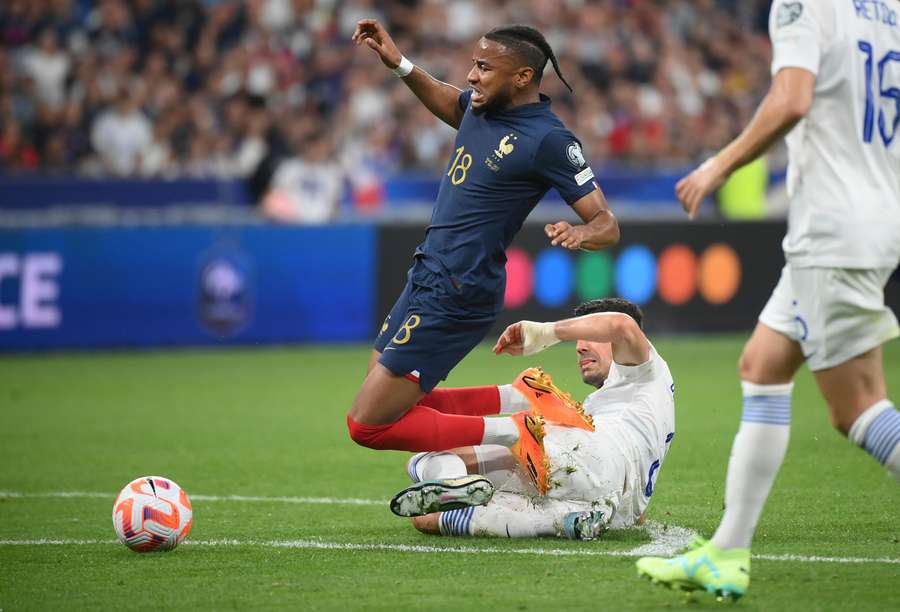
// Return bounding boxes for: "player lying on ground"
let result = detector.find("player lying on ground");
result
[345,20,619,492]
[636,0,900,602]
[387,298,676,541]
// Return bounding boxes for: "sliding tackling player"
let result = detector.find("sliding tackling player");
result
[346,20,619,491]
[388,299,676,541]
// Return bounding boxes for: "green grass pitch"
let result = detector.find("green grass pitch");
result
[1,336,898,610]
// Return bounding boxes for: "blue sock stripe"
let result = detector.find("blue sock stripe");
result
[440,507,474,537]
[743,398,791,406]
[463,506,474,535]
[863,408,900,464]
[742,393,791,426]
[742,405,792,414]
[742,415,791,425]
[454,508,464,534]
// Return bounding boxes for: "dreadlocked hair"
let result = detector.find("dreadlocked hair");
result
[484,25,573,93]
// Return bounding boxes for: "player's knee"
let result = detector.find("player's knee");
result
[450,446,479,473]
[738,345,793,384]
[737,347,758,381]
[411,514,440,535]
[345,415,390,449]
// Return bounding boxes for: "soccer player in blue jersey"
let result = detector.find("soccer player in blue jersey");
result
[346,20,620,491]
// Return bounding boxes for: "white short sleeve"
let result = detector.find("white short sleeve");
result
[769,0,833,76]
[610,350,656,383]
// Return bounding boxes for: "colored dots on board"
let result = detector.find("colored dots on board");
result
[699,244,741,304]
[657,244,697,305]
[577,252,612,301]
[534,250,573,307]
[504,248,532,309]
[614,245,657,305]
[503,243,741,308]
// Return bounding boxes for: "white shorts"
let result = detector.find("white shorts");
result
[461,427,627,536]
[759,265,900,371]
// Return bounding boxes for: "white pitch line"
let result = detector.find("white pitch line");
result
[753,553,900,565]
[0,538,898,565]
[0,491,385,506]
[2,491,898,565]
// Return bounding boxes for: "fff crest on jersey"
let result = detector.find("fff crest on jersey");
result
[494,134,516,158]
[486,133,518,172]
[197,248,253,338]
[566,142,586,168]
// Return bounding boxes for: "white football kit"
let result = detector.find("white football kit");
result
[443,347,675,538]
[759,0,900,369]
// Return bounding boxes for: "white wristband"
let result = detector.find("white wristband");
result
[392,56,414,77]
[520,321,560,356]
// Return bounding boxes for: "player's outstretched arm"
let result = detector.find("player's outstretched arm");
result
[493,313,649,365]
[676,67,815,218]
[352,19,464,129]
[544,190,619,251]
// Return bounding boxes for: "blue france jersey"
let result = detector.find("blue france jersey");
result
[412,90,597,315]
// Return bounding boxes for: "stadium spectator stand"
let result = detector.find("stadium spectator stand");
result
[0,0,775,216]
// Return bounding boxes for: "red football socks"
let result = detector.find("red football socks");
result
[347,404,486,452]
[419,386,501,416]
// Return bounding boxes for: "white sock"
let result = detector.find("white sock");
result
[439,493,557,537]
[472,444,520,489]
[481,416,519,446]
[712,381,793,550]
[498,384,530,414]
[848,399,900,482]
[406,451,466,482]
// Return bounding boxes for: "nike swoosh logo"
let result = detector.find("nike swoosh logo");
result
[383,347,397,351]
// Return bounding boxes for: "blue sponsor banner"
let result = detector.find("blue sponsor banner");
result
[0,177,252,208]
[0,225,375,350]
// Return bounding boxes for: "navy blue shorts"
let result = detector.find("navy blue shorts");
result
[374,269,495,393]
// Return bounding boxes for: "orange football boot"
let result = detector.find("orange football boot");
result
[509,410,551,495]
[513,367,594,431]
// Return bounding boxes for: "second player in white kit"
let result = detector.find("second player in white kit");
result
[396,298,676,539]
[638,0,900,600]
[762,0,900,371]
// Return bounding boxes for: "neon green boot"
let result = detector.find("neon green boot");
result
[636,540,750,602]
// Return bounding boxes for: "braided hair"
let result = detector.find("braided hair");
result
[484,25,573,92]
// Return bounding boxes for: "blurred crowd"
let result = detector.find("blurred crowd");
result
[0,0,774,218]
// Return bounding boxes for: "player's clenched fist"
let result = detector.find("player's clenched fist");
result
[545,221,586,250]
[493,322,524,356]
[351,19,402,69]
[494,320,560,356]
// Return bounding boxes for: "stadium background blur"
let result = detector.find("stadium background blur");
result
[1,0,775,215]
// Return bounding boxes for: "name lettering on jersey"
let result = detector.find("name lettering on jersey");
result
[485,133,518,173]
[853,0,899,27]
[777,1,803,28]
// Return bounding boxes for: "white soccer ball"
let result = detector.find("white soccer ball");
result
[112,476,193,552]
